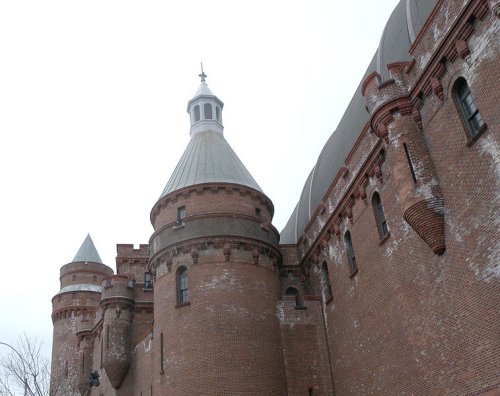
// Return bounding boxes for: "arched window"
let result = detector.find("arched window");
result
[322,262,332,300]
[193,105,200,122]
[216,106,221,122]
[454,78,485,140]
[285,287,302,308]
[372,192,388,239]
[177,267,189,304]
[344,231,357,275]
[204,103,213,119]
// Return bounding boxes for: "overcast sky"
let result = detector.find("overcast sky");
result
[0,0,400,360]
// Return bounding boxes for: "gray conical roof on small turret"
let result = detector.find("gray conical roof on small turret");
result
[73,234,103,263]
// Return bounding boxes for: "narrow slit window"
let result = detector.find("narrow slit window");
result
[160,333,164,373]
[216,106,221,122]
[144,272,153,289]
[403,143,417,184]
[322,262,333,300]
[372,192,389,239]
[344,231,357,275]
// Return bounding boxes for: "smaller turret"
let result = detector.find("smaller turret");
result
[50,234,114,395]
[100,275,134,389]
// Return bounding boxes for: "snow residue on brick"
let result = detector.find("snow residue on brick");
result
[467,19,500,86]
[202,269,242,289]
[445,208,467,243]
[384,219,412,258]
[418,51,433,73]
[479,134,500,182]
[328,241,343,267]
[415,177,439,200]
[476,134,500,282]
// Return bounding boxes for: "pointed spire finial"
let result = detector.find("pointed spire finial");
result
[198,62,207,83]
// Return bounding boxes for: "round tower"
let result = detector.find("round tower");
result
[149,70,286,394]
[50,234,114,395]
[100,274,134,389]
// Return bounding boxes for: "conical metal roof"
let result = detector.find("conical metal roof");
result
[72,234,103,263]
[159,130,262,199]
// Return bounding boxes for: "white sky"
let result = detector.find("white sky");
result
[0,0,400,360]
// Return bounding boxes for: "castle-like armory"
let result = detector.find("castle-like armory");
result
[51,0,500,394]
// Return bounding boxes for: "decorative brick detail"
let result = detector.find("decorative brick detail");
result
[455,39,471,59]
[490,0,500,16]
[403,197,446,255]
[431,77,444,101]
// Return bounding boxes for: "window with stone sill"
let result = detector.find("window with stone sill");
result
[454,77,487,143]
[176,206,186,226]
[177,266,189,305]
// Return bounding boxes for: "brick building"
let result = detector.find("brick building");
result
[50,0,500,394]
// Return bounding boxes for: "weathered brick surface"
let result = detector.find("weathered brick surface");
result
[51,1,499,395]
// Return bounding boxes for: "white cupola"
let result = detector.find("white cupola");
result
[187,65,224,137]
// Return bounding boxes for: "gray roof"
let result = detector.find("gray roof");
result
[159,130,262,199]
[56,284,102,295]
[280,0,436,244]
[73,234,103,263]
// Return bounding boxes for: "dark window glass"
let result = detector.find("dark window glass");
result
[204,103,213,119]
[160,333,164,372]
[285,287,302,307]
[456,78,484,139]
[144,272,153,289]
[177,267,189,304]
[372,192,389,239]
[344,232,357,274]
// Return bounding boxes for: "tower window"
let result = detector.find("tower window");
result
[204,103,213,119]
[454,78,485,141]
[322,262,333,301]
[255,207,261,217]
[216,106,221,122]
[285,286,303,308]
[177,267,189,305]
[372,192,389,239]
[177,206,186,226]
[144,272,153,289]
[193,105,200,122]
[344,231,357,276]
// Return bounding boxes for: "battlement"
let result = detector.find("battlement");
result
[117,244,150,258]
[101,275,134,301]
